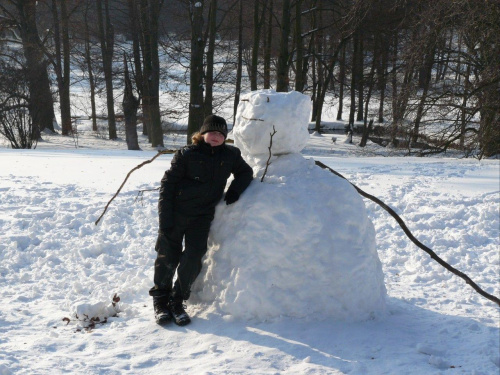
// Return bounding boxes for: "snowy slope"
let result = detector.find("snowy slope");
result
[0,132,499,374]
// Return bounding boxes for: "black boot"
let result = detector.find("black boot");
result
[153,296,172,325]
[168,296,191,326]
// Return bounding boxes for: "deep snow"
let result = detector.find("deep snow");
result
[0,126,499,374]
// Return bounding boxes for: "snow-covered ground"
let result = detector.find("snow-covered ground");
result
[0,125,499,374]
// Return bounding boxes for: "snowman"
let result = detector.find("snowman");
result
[192,89,386,321]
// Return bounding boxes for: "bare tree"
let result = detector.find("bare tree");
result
[276,0,291,92]
[0,61,38,148]
[82,0,98,132]
[336,43,346,120]
[49,0,72,135]
[250,0,267,91]
[0,0,56,135]
[122,53,141,150]
[186,0,205,143]
[138,0,164,148]
[204,0,217,117]
[0,101,37,149]
[262,0,273,89]
[233,0,243,121]
[96,0,117,139]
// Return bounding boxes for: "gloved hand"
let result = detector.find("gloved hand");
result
[224,190,240,205]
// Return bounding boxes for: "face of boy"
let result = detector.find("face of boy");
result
[203,131,225,147]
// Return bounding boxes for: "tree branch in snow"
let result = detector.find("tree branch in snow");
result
[261,126,277,182]
[314,160,500,307]
[135,187,160,205]
[95,150,176,225]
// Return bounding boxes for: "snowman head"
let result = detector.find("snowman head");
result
[233,90,311,161]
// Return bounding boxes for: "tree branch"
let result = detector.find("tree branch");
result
[94,149,176,225]
[135,187,160,205]
[261,126,277,182]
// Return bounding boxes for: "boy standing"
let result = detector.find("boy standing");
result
[149,115,253,325]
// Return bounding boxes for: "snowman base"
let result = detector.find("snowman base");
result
[191,153,387,322]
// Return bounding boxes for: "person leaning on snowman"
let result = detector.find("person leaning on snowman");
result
[149,114,253,326]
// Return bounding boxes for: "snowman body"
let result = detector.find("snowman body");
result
[192,90,386,321]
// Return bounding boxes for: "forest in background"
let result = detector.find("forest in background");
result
[0,0,498,158]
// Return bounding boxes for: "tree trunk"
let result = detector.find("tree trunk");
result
[204,0,216,117]
[315,39,348,133]
[311,53,317,121]
[276,0,291,92]
[349,37,357,133]
[250,0,261,91]
[412,42,436,145]
[359,119,373,147]
[187,0,205,143]
[377,33,388,123]
[294,0,305,92]
[393,29,418,147]
[123,54,141,151]
[263,0,273,89]
[51,0,72,136]
[359,52,376,147]
[127,0,144,102]
[390,32,398,144]
[455,34,463,84]
[439,32,453,81]
[148,0,164,147]
[313,10,324,131]
[477,37,500,158]
[138,0,163,147]
[139,0,151,139]
[16,0,56,135]
[356,31,363,122]
[96,0,117,139]
[84,2,97,132]
[311,3,322,124]
[233,0,243,122]
[336,43,346,121]
[460,63,471,149]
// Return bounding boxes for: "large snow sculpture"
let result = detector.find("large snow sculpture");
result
[192,89,386,321]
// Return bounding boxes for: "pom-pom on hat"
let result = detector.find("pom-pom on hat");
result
[200,115,228,139]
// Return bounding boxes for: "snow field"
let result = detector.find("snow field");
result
[0,141,499,374]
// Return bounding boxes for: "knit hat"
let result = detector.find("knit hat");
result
[200,115,228,139]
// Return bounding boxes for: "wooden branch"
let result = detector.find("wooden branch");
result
[94,149,176,225]
[261,126,277,182]
[135,187,160,205]
[314,159,500,307]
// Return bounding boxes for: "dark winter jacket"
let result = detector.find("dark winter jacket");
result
[158,140,253,229]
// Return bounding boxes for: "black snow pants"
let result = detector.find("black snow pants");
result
[149,214,213,301]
